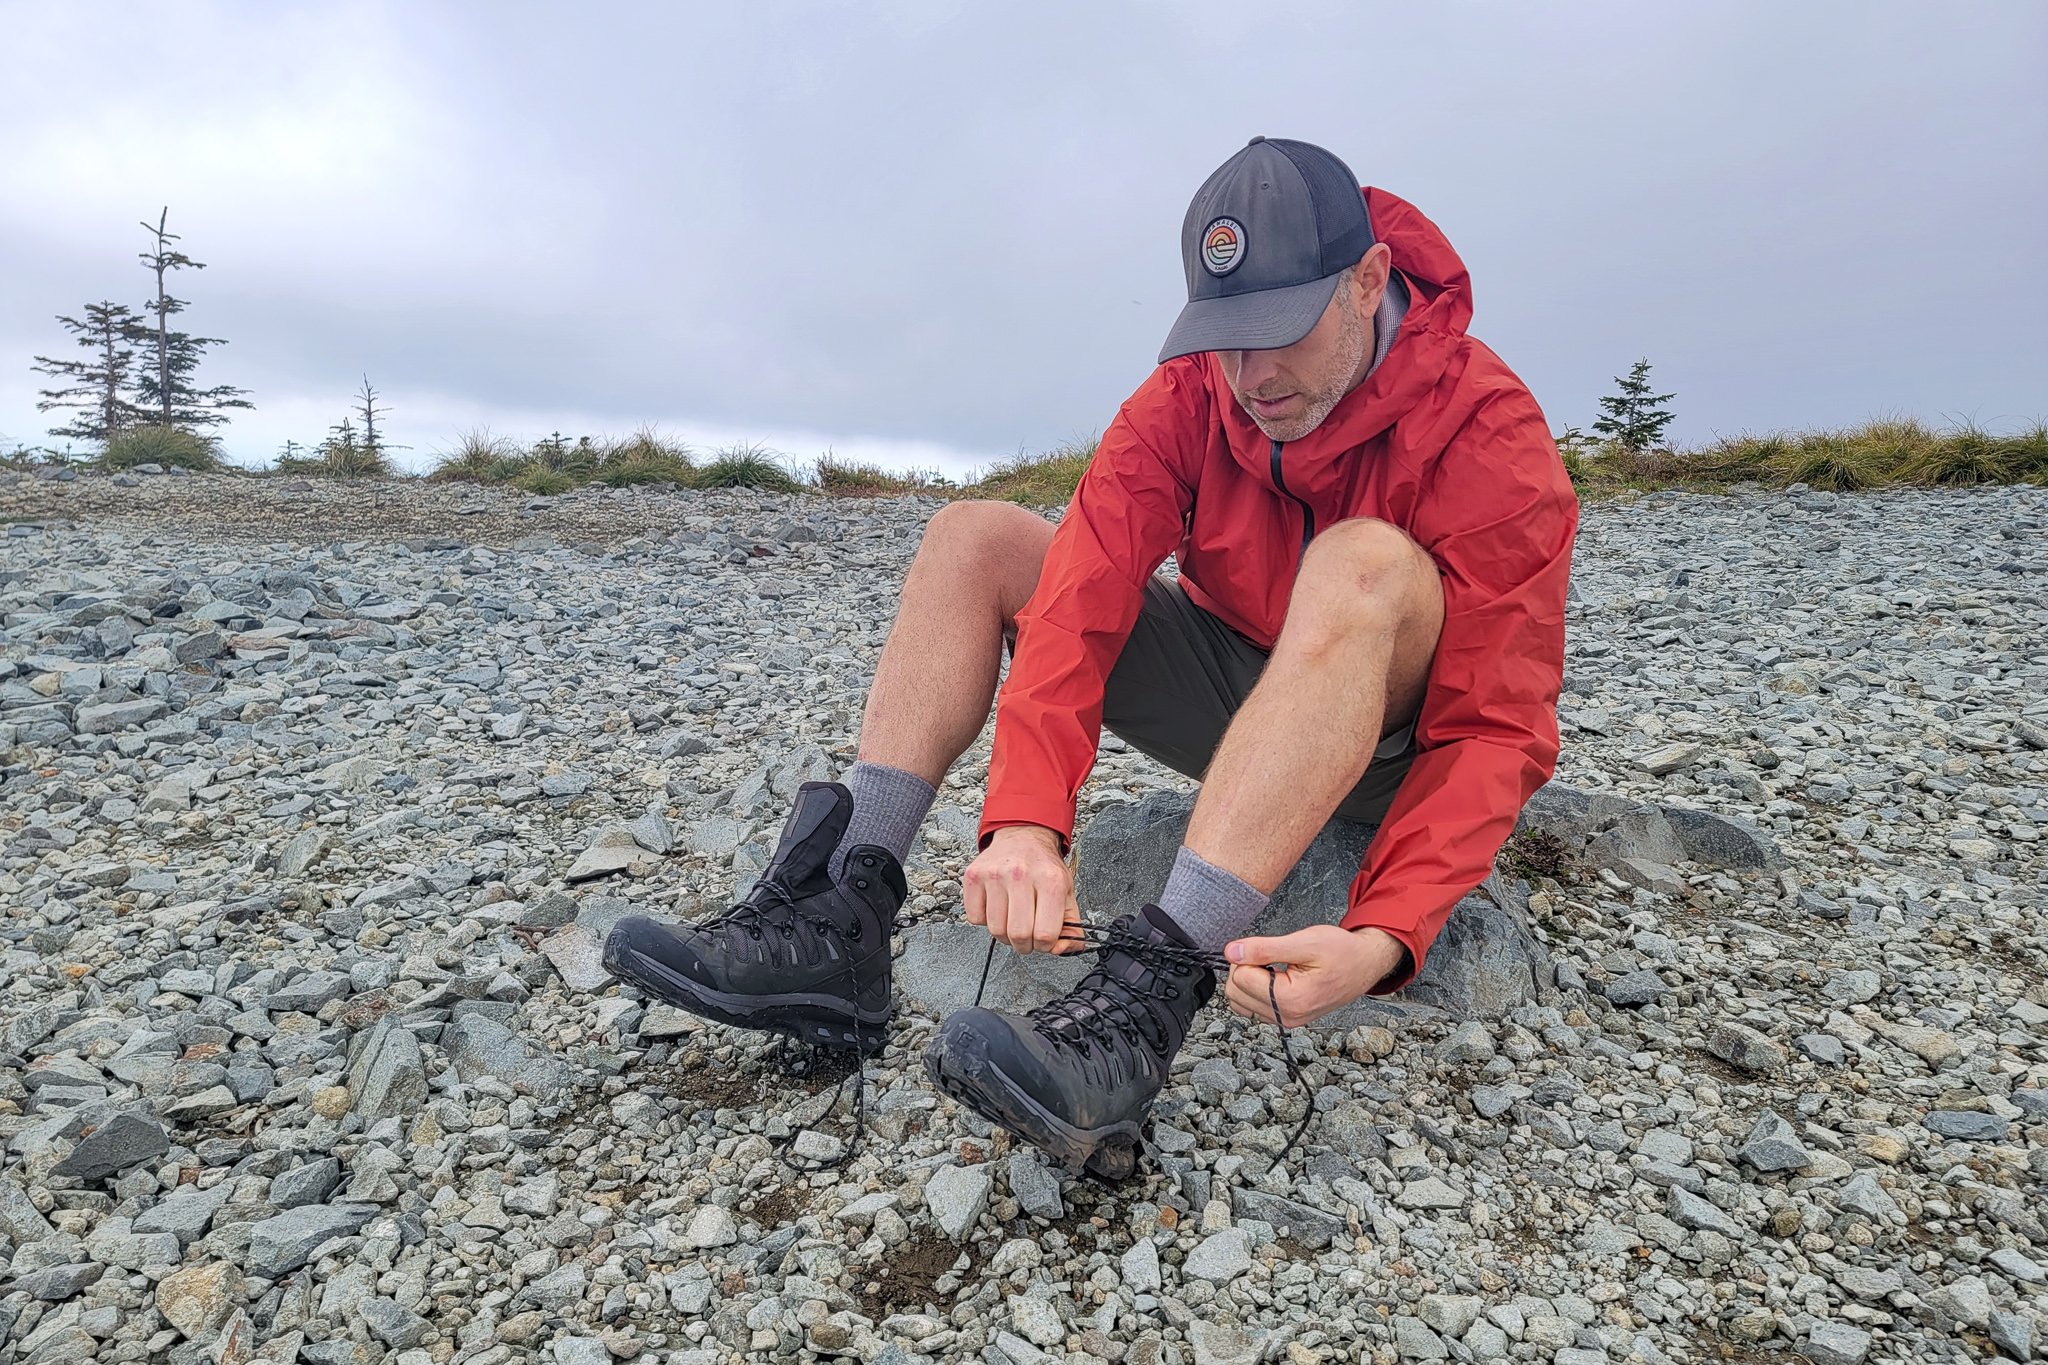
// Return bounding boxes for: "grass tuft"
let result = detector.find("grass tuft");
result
[1764,431,1892,491]
[956,436,1100,506]
[814,448,955,498]
[693,442,808,492]
[102,425,222,472]
[428,427,522,483]
[2005,420,2048,486]
[1890,419,2016,486]
[510,466,574,496]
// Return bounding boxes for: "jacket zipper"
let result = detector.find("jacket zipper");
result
[1269,439,1315,563]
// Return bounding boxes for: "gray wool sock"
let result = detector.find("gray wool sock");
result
[1155,844,1270,952]
[830,761,938,878]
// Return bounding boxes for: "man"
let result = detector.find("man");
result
[604,137,1578,1177]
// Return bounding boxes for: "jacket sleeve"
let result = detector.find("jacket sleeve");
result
[1338,388,1579,991]
[977,362,1203,859]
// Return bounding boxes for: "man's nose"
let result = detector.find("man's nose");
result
[1235,348,1282,391]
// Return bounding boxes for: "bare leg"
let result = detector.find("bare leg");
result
[852,500,1057,787]
[1184,517,1445,893]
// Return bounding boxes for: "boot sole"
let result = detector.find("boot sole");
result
[923,1024,1142,1180]
[604,939,891,1055]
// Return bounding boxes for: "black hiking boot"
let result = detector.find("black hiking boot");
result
[922,903,1218,1178]
[602,780,908,1053]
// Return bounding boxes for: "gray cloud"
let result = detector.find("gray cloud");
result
[3,0,2043,476]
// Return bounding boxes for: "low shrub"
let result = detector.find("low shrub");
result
[1499,828,1575,884]
[102,425,222,472]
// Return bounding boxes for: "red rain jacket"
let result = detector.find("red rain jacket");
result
[976,186,1579,993]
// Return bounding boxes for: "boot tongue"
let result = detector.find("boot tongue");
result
[762,781,851,898]
[1089,907,1215,1052]
[1139,903,1199,949]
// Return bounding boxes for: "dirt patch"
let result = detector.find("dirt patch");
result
[1273,1235,1322,1263]
[659,1064,767,1112]
[1683,1047,1758,1087]
[1000,1201,1102,1250]
[1980,931,2042,978]
[740,1184,811,1230]
[782,1044,863,1094]
[853,1229,979,1317]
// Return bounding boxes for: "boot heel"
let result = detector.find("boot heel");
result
[1084,1132,1141,1181]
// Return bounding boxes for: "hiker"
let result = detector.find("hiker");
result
[605,136,1579,1177]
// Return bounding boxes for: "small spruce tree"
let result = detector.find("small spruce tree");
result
[134,207,254,430]
[353,376,388,457]
[30,302,145,444]
[1591,358,1676,454]
[320,417,358,457]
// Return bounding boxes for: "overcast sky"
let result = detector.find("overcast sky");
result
[3,1,2043,478]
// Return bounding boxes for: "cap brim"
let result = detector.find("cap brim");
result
[1156,270,1345,364]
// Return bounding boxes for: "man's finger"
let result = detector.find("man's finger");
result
[1032,885,1066,954]
[1049,887,1083,955]
[1230,964,1298,1023]
[980,877,1011,943]
[1005,882,1040,956]
[963,871,986,926]
[1224,974,1279,1025]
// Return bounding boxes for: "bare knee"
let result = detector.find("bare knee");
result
[914,499,1056,616]
[1285,517,1437,641]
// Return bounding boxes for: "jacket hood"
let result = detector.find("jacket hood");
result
[1204,185,1475,474]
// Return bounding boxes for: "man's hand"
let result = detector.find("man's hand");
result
[1222,925,1409,1027]
[963,826,1085,956]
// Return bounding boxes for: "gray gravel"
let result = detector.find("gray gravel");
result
[0,466,2044,1364]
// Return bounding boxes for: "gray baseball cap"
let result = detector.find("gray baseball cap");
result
[1158,136,1376,364]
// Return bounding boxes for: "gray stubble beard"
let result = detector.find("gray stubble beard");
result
[1238,297,1372,444]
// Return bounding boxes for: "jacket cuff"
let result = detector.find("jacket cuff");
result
[977,796,1077,858]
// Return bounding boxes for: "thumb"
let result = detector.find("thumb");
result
[1225,935,1289,967]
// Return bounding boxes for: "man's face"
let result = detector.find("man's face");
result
[1218,249,1385,442]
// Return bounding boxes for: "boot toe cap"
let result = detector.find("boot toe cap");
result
[930,1007,1058,1098]
[603,914,716,990]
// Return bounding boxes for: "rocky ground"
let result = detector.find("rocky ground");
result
[1,465,2043,1365]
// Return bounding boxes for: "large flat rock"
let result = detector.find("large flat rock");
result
[897,788,1554,1030]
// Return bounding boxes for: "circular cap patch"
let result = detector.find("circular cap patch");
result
[1202,217,1245,276]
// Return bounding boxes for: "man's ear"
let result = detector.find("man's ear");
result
[1354,243,1393,311]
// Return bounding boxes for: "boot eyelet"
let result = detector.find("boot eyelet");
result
[854,878,869,890]
[849,923,862,942]
[859,855,876,866]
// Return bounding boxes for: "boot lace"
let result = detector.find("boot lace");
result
[702,872,864,965]
[971,919,1318,1168]
[1020,918,1202,1060]
[738,897,1320,1178]
[721,861,889,1177]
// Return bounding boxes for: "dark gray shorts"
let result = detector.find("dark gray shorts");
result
[1007,572,1417,827]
